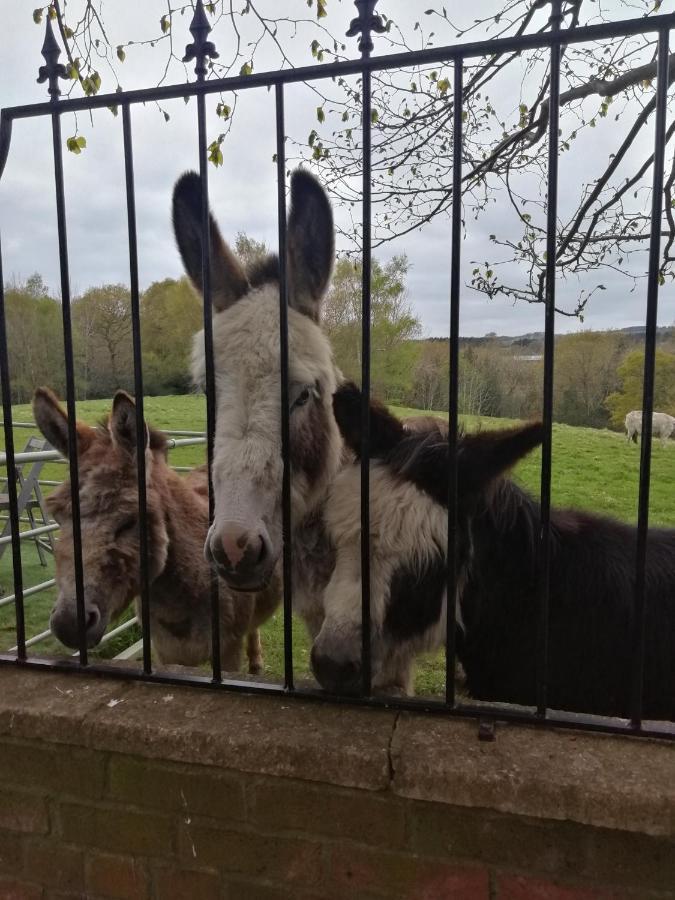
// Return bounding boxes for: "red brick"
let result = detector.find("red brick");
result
[496,874,632,900]
[107,754,245,822]
[152,866,220,900]
[0,790,49,835]
[178,822,321,883]
[44,892,86,900]
[0,740,104,801]
[58,803,173,857]
[329,845,489,899]
[0,830,24,876]
[85,852,149,900]
[224,883,381,900]
[250,778,406,847]
[224,883,309,900]
[0,877,44,900]
[23,840,83,892]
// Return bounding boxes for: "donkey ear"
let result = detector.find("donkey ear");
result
[32,387,94,458]
[172,171,249,312]
[287,169,334,321]
[110,391,149,455]
[459,422,544,495]
[378,421,543,508]
[333,382,405,458]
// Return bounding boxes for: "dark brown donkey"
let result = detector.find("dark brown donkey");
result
[33,387,279,671]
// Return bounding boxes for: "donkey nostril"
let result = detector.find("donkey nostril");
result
[85,608,100,632]
[256,535,267,566]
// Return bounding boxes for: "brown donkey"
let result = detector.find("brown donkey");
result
[33,387,279,672]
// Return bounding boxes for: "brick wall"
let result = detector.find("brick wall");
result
[0,667,673,900]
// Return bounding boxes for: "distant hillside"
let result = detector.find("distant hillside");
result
[420,325,675,354]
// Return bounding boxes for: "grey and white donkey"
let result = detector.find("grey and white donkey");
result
[173,169,342,642]
[172,169,443,693]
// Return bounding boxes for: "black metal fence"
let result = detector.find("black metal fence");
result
[0,0,674,742]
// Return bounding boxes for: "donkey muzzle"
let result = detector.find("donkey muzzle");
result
[206,521,275,591]
[50,599,108,649]
[310,645,362,696]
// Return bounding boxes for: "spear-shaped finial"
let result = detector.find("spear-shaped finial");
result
[346,0,386,57]
[37,15,68,99]
[183,0,219,80]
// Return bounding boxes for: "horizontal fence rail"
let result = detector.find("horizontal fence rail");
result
[0,0,673,744]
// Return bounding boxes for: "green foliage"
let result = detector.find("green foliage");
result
[323,255,421,401]
[141,278,203,394]
[606,349,675,426]
[2,275,64,403]
[207,135,224,167]
[66,135,87,155]
[555,331,627,428]
[72,285,133,396]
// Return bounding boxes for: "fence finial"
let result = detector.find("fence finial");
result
[346,0,386,57]
[183,0,219,79]
[37,16,67,99]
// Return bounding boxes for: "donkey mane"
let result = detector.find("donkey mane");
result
[247,254,280,289]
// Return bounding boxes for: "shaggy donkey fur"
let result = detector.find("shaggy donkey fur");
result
[324,384,675,720]
[34,387,278,671]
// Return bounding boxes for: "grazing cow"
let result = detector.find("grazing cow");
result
[33,388,279,671]
[311,384,675,720]
[625,410,675,445]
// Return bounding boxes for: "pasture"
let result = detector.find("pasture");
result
[1,393,674,695]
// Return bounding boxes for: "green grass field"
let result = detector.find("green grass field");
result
[1,394,674,695]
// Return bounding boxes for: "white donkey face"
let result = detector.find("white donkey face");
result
[173,170,341,591]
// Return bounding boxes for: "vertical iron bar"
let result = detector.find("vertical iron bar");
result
[536,2,562,716]
[0,233,26,660]
[631,29,670,729]
[360,66,373,696]
[197,88,222,683]
[122,103,152,675]
[51,110,87,666]
[445,59,463,707]
[275,84,294,691]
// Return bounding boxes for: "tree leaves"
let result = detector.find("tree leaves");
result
[66,135,87,155]
[240,61,253,76]
[33,8,43,24]
[82,71,101,96]
[116,46,126,62]
[208,135,225,167]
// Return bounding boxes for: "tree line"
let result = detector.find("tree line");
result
[3,256,675,431]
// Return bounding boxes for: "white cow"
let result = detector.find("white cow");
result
[625,410,675,445]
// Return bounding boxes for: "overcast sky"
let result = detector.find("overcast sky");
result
[0,0,673,338]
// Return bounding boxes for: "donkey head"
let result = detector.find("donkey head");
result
[33,388,170,649]
[310,384,544,695]
[172,169,342,591]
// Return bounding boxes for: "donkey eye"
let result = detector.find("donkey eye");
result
[292,388,311,410]
[114,517,137,538]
